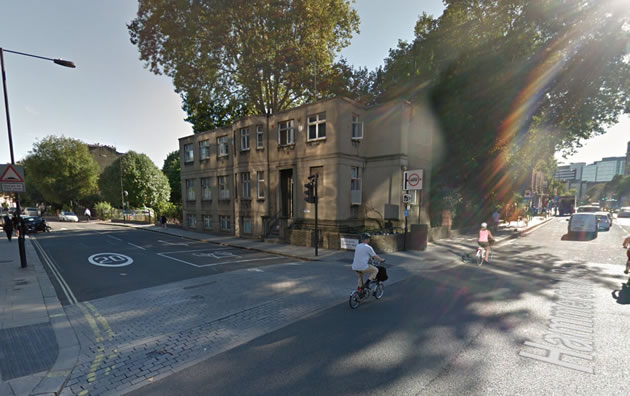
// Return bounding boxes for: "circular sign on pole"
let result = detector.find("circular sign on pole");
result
[408,173,421,187]
[88,253,133,268]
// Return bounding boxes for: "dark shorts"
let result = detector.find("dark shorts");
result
[478,239,495,247]
[627,250,630,260]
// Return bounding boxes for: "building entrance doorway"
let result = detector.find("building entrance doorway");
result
[280,169,293,218]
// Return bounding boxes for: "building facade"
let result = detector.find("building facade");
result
[178,96,438,245]
[581,156,625,182]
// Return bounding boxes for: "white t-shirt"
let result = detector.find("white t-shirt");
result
[352,243,376,271]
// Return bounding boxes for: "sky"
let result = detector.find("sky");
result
[0,0,627,169]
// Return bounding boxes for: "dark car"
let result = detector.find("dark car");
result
[22,216,50,234]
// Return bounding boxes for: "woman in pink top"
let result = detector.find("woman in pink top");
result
[478,222,495,263]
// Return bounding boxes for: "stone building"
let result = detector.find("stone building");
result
[178,96,439,248]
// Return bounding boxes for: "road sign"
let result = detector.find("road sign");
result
[0,164,25,192]
[402,193,413,203]
[404,209,409,217]
[403,169,423,191]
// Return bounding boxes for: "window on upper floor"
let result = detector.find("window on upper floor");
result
[256,125,264,149]
[199,140,210,159]
[241,172,251,199]
[184,144,194,163]
[240,127,250,151]
[351,167,362,205]
[186,179,196,201]
[257,171,265,199]
[307,112,326,141]
[218,175,230,200]
[352,115,363,140]
[217,136,229,157]
[201,177,212,200]
[278,120,295,146]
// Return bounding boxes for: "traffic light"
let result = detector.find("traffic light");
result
[304,182,314,203]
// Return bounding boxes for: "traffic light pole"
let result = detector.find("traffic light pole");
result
[314,175,318,257]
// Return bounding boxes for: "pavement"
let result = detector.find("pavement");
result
[0,215,553,395]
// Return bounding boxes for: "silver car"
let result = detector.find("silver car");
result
[58,211,79,222]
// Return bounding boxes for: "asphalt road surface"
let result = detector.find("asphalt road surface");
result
[31,222,302,304]
[131,217,630,395]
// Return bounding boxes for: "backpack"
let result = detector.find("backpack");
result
[375,265,388,281]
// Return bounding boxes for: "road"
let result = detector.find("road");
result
[131,217,630,395]
[31,221,302,303]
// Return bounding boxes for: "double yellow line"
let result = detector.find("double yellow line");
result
[76,302,118,395]
[31,237,78,305]
[31,237,117,393]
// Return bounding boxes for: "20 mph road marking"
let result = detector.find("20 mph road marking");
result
[88,253,134,267]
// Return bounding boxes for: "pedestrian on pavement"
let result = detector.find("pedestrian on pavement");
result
[84,208,91,221]
[12,215,20,238]
[160,215,167,229]
[491,209,500,233]
[623,235,630,274]
[3,216,13,242]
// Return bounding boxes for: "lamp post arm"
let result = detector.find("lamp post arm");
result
[1,48,76,68]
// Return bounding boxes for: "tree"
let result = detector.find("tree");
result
[99,151,171,209]
[22,136,100,208]
[373,0,630,222]
[162,150,181,204]
[128,0,360,131]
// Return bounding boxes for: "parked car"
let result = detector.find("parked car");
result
[23,207,39,216]
[567,213,599,239]
[58,211,79,222]
[22,216,50,233]
[594,212,611,231]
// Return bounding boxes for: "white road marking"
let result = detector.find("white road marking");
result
[32,238,78,305]
[161,247,233,255]
[247,268,264,272]
[192,251,241,259]
[156,252,280,268]
[128,242,146,250]
[88,253,134,267]
[107,235,122,241]
[158,239,190,246]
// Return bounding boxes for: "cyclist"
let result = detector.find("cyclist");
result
[352,233,385,291]
[623,235,630,274]
[478,222,495,263]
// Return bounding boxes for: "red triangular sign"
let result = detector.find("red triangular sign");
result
[0,165,24,182]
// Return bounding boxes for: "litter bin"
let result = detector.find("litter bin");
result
[406,224,428,250]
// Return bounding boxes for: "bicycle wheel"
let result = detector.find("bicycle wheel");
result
[373,283,385,299]
[349,291,361,309]
[476,249,484,265]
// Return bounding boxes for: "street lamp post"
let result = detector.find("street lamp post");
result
[0,47,75,268]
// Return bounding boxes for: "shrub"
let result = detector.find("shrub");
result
[94,201,113,220]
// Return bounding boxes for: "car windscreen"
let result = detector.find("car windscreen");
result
[577,206,599,213]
